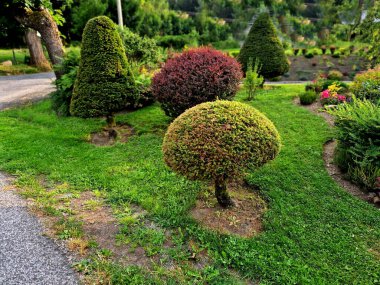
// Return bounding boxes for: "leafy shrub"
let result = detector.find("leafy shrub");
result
[155,31,198,50]
[322,80,348,92]
[328,70,343,81]
[163,100,281,207]
[118,27,159,64]
[152,47,242,118]
[244,58,264,101]
[328,100,380,190]
[70,16,137,122]
[351,68,380,104]
[299,91,318,105]
[51,49,80,116]
[238,13,289,77]
[304,52,314,59]
[320,83,348,105]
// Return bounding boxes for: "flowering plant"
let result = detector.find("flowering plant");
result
[320,83,347,105]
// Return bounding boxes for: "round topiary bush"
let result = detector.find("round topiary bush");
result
[238,13,289,78]
[299,91,318,105]
[70,16,137,123]
[152,47,242,118]
[163,100,281,207]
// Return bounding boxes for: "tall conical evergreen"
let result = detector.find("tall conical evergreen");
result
[70,16,137,121]
[238,13,289,78]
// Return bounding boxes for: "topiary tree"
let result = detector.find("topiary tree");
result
[70,16,137,127]
[163,100,281,208]
[238,13,289,78]
[152,47,242,118]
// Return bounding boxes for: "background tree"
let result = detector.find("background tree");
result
[0,0,68,77]
[238,13,289,78]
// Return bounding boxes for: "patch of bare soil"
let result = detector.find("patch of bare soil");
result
[191,181,267,238]
[293,97,335,127]
[90,124,134,146]
[294,98,380,207]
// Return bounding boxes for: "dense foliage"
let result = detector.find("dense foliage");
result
[329,100,380,190]
[51,49,80,116]
[152,47,242,118]
[351,67,380,104]
[163,100,280,206]
[238,13,289,78]
[118,27,160,64]
[299,91,317,105]
[70,16,137,118]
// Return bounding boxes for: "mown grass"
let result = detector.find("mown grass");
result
[0,85,379,284]
[0,48,48,75]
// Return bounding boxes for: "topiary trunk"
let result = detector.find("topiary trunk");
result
[214,175,234,208]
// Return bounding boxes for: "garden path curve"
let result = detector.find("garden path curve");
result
[0,73,78,285]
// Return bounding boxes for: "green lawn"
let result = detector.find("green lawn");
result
[0,86,379,284]
[0,48,46,75]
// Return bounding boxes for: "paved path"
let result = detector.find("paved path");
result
[0,73,78,284]
[0,72,56,109]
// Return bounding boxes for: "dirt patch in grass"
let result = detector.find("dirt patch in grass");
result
[293,97,335,127]
[90,124,134,146]
[191,181,267,238]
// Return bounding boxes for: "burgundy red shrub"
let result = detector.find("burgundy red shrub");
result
[152,47,243,118]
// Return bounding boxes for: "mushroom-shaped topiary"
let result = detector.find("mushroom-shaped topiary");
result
[163,100,281,208]
[152,47,242,118]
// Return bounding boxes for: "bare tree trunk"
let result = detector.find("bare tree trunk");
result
[25,28,51,70]
[16,8,64,78]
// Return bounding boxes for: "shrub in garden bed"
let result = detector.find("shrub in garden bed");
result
[299,91,318,105]
[320,83,348,105]
[328,100,380,190]
[328,70,343,81]
[152,47,242,118]
[163,100,281,207]
[351,67,380,104]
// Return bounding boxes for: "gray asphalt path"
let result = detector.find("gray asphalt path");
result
[0,73,78,285]
[0,72,56,109]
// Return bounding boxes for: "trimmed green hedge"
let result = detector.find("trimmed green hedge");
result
[70,16,137,118]
[238,13,289,78]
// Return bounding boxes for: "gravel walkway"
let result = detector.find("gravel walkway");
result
[0,73,78,285]
[0,72,55,109]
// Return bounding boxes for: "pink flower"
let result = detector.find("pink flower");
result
[321,90,330,99]
[338,95,346,102]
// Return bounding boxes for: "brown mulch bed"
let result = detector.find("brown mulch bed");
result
[191,181,267,238]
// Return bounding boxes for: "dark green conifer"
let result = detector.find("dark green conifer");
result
[70,16,136,124]
[238,13,289,78]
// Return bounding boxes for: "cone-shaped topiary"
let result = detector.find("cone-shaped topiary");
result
[70,16,137,123]
[163,100,281,208]
[238,13,289,78]
[152,47,242,118]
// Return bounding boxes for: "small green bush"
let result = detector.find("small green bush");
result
[155,31,199,50]
[328,70,343,81]
[304,52,314,59]
[118,27,159,64]
[328,100,380,190]
[299,91,318,105]
[163,100,281,207]
[351,67,380,104]
[238,13,289,77]
[70,16,137,121]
